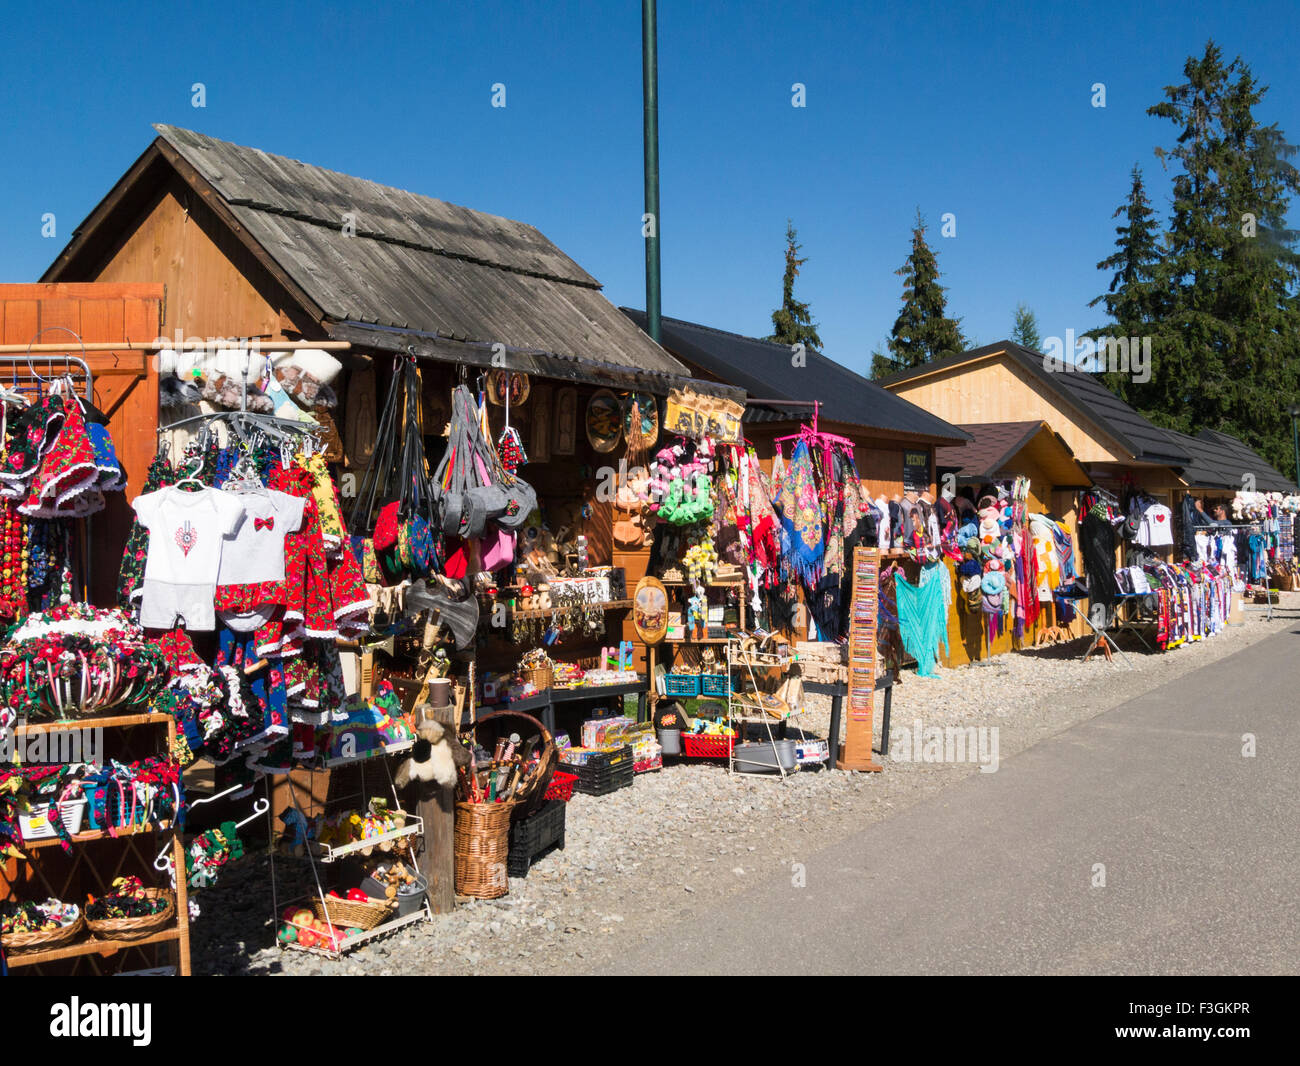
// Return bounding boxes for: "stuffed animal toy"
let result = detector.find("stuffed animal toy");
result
[394,705,472,790]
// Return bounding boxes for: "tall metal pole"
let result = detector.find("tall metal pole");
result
[642,0,662,344]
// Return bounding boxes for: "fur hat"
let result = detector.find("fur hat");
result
[272,348,342,387]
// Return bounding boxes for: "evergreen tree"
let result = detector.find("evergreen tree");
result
[886,210,967,370]
[1088,164,1165,398]
[1010,304,1042,351]
[766,220,823,353]
[1137,41,1300,474]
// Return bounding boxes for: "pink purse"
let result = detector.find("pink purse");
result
[479,527,517,572]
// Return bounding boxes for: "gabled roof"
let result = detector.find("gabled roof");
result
[620,310,969,444]
[935,421,1091,487]
[44,125,733,396]
[879,341,1191,466]
[1192,429,1297,492]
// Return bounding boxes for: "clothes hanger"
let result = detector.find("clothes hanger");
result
[172,454,207,492]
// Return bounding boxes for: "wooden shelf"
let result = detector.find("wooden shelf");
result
[22,821,174,851]
[504,598,633,620]
[5,926,180,967]
[15,712,171,736]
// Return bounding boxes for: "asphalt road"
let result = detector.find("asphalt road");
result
[608,626,1300,975]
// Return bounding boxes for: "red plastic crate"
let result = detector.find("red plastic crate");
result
[680,732,735,758]
[544,770,578,802]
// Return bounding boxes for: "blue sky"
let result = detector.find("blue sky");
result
[2,0,1296,378]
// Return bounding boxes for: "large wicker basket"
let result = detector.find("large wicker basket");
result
[311,894,395,932]
[454,800,516,899]
[472,710,558,817]
[86,888,175,943]
[2,913,85,956]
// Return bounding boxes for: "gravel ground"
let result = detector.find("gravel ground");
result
[189,595,1300,975]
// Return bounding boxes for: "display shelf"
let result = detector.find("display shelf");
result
[22,820,174,850]
[503,598,633,620]
[14,711,171,735]
[280,906,430,958]
[4,926,180,968]
[313,815,424,863]
[321,739,414,769]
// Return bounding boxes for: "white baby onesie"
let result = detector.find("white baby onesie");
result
[132,486,247,630]
[215,487,306,631]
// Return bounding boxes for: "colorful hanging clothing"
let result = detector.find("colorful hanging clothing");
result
[775,440,823,586]
[895,562,948,677]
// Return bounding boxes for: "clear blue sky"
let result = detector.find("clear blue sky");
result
[2,0,1296,377]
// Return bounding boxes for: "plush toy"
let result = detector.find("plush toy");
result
[395,706,472,790]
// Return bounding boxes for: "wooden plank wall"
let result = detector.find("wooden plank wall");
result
[887,357,1131,466]
[0,283,163,606]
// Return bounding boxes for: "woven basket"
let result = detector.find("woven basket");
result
[2,913,86,956]
[521,664,553,690]
[86,888,174,943]
[472,710,558,817]
[311,894,394,932]
[454,800,516,898]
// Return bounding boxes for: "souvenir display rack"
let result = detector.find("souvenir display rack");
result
[2,712,191,975]
[271,759,432,960]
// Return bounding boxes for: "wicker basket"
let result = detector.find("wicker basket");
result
[2,913,86,956]
[454,800,516,898]
[86,888,174,944]
[521,664,553,690]
[472,710,558,817]
[311,893,395,931]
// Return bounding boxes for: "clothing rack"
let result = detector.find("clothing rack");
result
[0,353,94,401]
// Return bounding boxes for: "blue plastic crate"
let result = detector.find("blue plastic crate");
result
[663,674,700,697]
[699,674,730,698]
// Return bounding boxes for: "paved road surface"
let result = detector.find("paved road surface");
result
[607,626,1299,974]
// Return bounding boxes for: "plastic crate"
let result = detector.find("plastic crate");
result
[561,745,635,795]
[680,732,735,759]
[663,674,699,698]
[507,799,566,877]
[699,674,729,697]
[543,770,578,802]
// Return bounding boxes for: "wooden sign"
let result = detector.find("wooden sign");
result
[632,576,669,644]
[664,387,743,444]
[839,546,883,771]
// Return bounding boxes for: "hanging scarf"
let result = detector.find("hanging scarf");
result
[775,440,823,586]
[895,563,949,677]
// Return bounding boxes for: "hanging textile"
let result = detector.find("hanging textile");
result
[1079,509,1119,606]
[895,563,949,677]
[775,439,824,586]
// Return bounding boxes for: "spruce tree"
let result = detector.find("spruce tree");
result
[767,221,823,353]
[1141,41,1300,473]
[886,210,967,370]
[1088,165,1165,399]
[1010,304,1043,351]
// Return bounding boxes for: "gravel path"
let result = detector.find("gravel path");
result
[189,595,1300,975]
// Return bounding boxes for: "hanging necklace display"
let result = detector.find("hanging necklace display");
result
[585,389,622,453]
[496,372,528,475]
[621,392,658,449]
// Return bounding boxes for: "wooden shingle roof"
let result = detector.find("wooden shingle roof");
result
[46,125,725,395]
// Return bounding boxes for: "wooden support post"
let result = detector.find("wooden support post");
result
[419,702,458,913]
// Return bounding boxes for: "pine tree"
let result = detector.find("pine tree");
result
[1010,304,1042,351]
[766,221,823,353]
[885,210,967,370]
[1139,41,1300,473]
[1088,165,1165,398]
